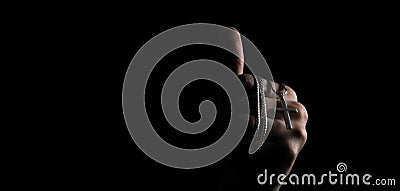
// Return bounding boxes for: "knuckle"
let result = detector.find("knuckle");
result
[291,101,308,122]
[294,128,308,144]
[284,85,297,101]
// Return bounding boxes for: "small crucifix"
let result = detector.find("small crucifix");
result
[274,83,298,129]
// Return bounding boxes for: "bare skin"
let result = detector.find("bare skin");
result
[219,28,308,191]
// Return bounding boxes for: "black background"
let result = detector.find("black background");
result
[5,5,399,190]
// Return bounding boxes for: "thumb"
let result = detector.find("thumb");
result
[226,27,244,75]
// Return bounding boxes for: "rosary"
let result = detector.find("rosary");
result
[249,76,299,154]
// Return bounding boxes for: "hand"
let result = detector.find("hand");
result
[218,28,308,191]
[242,75,308,191]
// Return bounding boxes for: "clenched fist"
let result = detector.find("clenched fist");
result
[218,28,308,191]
